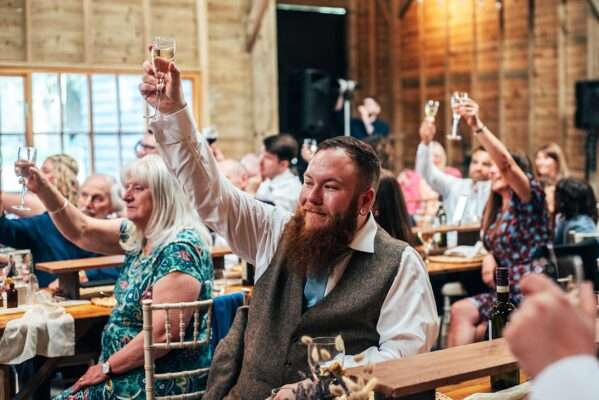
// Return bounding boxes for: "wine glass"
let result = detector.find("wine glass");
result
[307,336,345,379]
[449,92,468,141]
[144,37,176,120]
[12,146,37,211]
[424,100,440,122]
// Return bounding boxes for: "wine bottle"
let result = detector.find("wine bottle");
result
[5,278,18,309]
[241,262,255,286]
[435,203,448,248]
[489,267,519,391]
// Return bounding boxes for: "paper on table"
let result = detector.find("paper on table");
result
[444,241,486,258]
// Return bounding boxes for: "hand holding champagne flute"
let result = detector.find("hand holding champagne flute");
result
[12,146,37,211]
[144,37,176,120]
[140,49,186,118]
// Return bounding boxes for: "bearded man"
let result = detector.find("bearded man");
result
[140,60,438,400]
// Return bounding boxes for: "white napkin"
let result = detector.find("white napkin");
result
[444,241,486,258]
[0,301,75,364]
[464,382,530,400]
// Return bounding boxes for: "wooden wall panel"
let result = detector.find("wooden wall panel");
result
[0,0,25,62]
[151,0,199,68]
[31,0,84,63]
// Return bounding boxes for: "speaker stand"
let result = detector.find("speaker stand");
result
[584,129,597,181]
[343,98,352,136]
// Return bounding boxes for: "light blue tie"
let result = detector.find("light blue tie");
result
[304,272,328,308]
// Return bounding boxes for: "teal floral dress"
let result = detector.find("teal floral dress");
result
[54,223,213,400]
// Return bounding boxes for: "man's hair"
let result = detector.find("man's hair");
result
[317,136,381,191]
[555,177,598,222]
[82,174,125,214]
[263,134,298,162]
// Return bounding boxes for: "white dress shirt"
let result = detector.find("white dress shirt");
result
[416,143,490,223]
[255,169,302,212]
[531,355,599,400]
[150,106,439,367]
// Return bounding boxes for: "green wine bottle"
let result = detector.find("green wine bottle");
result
[489,267,519,391]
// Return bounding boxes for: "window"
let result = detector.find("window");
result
[0,71,197,189]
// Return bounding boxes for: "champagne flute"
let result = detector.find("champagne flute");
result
[144,37,176,120]
[424,100,440,122]
[449,92,468,141]
[12,146,37,211]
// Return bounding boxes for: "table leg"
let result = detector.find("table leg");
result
[58,272,80,300]
[213,256,225,279]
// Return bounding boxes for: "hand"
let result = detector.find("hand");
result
[504,274,596,377]
[18,165,46,195]
[273,379,313,400]
[481,254,497,289]
[301,145,315,163]
[70,363,109,393]
[419,119,436,144]
[456,98,482,129]
[139,56,186,115]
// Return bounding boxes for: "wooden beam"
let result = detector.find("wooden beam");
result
[444,0,450,139]
[376,0,392,25]
[0,62,202,74]
[399,0,414,19]
[497,1,505,140]
[246,0,270,52]
[368,0,377,95]
[24,0,31,62]
[471,0,478,151]
[83,0,92,63]
[418,0,425,122]
[527,0,535,155]
[142,0,151,51]
[196,0,210,126]
[558,0,566,148]
[390,0,402,170]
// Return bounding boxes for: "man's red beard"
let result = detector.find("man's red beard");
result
[279,198,359,277]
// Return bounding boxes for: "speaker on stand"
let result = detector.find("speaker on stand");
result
[575,80,599,181]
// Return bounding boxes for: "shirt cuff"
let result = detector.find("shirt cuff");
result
[150,105,197,145]
[532,355,599,400]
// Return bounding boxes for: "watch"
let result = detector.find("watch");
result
[101,361,111,375]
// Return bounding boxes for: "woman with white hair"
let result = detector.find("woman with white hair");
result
[21,155,213,399]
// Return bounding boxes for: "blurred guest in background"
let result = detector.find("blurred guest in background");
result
[255,134,302,211]
[448,97,552,346]
[534,143,570,214]
[335,94,390,140]
[553,177,598,245]
[218,159,249,192]
[240,152,261,195]
[135,129,160,158]
[373,171,415,245]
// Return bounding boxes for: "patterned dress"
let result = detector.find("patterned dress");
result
[471,179,552,321]
[54,223,213,400]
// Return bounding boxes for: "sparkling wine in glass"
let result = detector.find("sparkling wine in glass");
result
[449,92,468,141]
[144,37,176,120]
[12,146,37,211]
[424,100,440,122]
[307,336,345,379]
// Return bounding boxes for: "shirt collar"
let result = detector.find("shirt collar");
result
[349,213,378,254]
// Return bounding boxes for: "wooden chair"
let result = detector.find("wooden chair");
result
[142,298,213,400]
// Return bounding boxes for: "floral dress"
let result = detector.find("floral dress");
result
[54,224,213,400]
[471,179,552,321]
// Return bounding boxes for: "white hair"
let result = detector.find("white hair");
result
[120,155,211,252]
[82,174,125,214]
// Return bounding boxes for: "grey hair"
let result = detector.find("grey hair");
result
[82,174,125,214]
[120,155,211,252]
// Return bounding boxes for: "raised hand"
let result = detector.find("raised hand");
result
[456,98,482,129]
[139,57,186,115]
[419,119,436,145]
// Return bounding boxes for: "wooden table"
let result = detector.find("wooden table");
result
[36,246,233,299]
[0,304,112,400]
[413,224,481,246]
[426,255,484,275]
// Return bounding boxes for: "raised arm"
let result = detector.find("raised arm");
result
[415,120,458,198]
[22,166,122,255]
[457,98,531,203]
[139,60,289,270]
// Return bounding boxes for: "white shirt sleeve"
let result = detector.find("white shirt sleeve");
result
[343,247,439,367]
[415,143,457,199]
[531,355,599,400]
[150,106,290,277]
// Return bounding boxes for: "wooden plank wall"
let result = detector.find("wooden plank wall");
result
[0,0,279,159]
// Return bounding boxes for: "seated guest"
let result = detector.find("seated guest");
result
[140,61,438,400]
[240,153,261,195]
[0,175,122,288]
[534,143,570,214]
[336,95,390,139]
[255,134,302,211]
[22,155,213,400]
[3,153,79,217]
[373,171,415,245]
[135,128,160,158]
[218,159,249,192]
[504,273,598,400]
[448,97,551,346]
[553,177,598,245]
[416,120,492,223]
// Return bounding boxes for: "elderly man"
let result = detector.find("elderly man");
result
[218,159,249,192]
[141,61,438,399]
[416,119,492,223]
[0,174,123,287]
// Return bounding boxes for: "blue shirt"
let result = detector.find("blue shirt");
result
[0,212,120,287]
[350,118,390,140]
[554,214,597,245]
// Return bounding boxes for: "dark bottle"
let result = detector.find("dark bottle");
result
[435,203,448,248]
[5,278,18,309]
[241,262,255,286]
[489,267,519,391]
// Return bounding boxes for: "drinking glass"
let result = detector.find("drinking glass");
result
[449,92,468,141]
[424,100,440,122]
[307,336,345,379]
[12,146,37,211]
[144,37,176,120]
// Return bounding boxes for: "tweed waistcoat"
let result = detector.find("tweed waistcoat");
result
[229,228,408,399]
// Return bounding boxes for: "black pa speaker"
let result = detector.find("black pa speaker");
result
[575,80,599,129]
[298,69,332,135]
